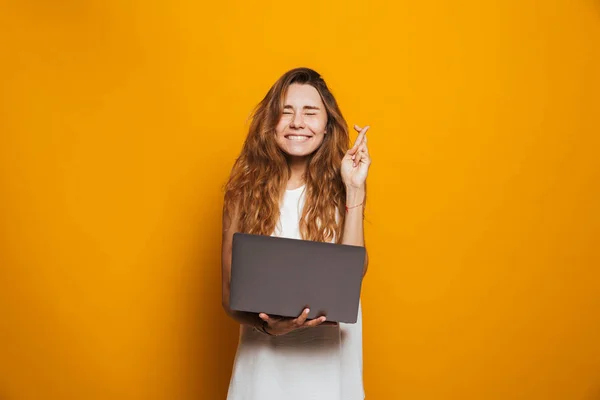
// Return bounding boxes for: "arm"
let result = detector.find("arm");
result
[342,185,369,276]
[221,202,266,329]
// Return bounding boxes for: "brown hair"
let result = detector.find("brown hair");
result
[223,67,365,243]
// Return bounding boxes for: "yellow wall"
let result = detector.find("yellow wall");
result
[1,1,599,399]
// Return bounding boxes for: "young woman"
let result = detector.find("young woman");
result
[221,67,371,400]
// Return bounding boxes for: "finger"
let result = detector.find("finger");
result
[258,313,269,321]
[259,313,279,329]
[292,307,310,326]
[359,151,371,166]
[354,142,371,165]
[352,144,362,160]
[260,313,287,329]
[353,126,368,150]
[354,151,362,167]
[304,315,327,328]
[350,126,369,154]
[348,133,368,160]
[360,143,369,157]
[352,139,369,160]
[351,125,369,148]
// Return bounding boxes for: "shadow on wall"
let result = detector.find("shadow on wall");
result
[177,186,239,399]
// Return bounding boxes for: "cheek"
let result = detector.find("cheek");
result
[274,122,285,136]
[275,117,290,135]
[307,118,327,133]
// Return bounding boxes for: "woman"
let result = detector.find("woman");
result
[221,67,371,400]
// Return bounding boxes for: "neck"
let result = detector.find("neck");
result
[287,155,309,184]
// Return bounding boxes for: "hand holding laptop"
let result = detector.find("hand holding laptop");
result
[258,307,338,336]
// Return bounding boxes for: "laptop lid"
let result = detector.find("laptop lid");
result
[229,232,365,323]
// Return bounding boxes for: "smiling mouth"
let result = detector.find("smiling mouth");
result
[285,135,313,141]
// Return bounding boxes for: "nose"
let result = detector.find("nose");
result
[289,112,305,129]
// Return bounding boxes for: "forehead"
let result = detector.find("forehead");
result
[284,83,323,106]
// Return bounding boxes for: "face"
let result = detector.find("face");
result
[274,83,328,157]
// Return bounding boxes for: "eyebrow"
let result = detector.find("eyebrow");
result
[283,105,321,110]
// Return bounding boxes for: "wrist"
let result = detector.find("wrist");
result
[345,185,365,206]
[345,183,365,191]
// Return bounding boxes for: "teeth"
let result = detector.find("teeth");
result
[287,135,310,141]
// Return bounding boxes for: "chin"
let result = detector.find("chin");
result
[283,149,315,158]
[277,140,322,158]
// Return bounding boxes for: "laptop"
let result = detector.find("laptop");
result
[229,232,365,323]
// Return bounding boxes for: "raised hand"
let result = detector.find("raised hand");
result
[341,125,371,189]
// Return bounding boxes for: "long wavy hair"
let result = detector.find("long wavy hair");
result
[223,67,366,243]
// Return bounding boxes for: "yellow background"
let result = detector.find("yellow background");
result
[1,0,599,399]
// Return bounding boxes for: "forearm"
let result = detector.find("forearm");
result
[342,185,366,247]
[341,185,369,275]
